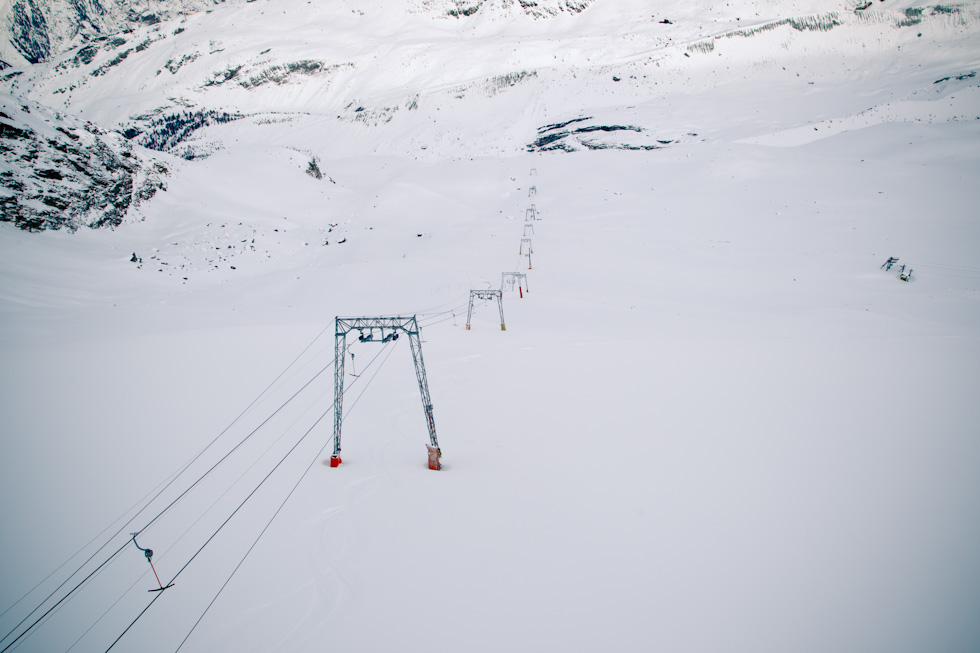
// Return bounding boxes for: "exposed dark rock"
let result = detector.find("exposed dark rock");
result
[164,52,200,74]
[74,45,98,65]
[121,109,243,158]
[10,0,50,64]
[528,119,667,152]
[934,71,976,84]
[0,122,33,139]
[1,95,170,232]
[204,65,243,87]
[306,156,323,179]
[448,2,480,17]
[238,60,348,89]
[35,168,63,179]
[53,128,78,144]
[538,116,592,134]
[5,0,219,64]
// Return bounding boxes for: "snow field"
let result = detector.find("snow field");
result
[4,114,980,651]
[2,1,980,651]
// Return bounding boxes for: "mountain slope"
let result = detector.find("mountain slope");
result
[1,2,979,653]
[0,92,169,230]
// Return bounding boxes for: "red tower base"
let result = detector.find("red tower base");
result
[426,445,441,471]
[329,455,342,468]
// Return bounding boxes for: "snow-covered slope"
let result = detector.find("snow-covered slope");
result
[4,0,977,161]
[1,1,979,652]
[1,0,223,66]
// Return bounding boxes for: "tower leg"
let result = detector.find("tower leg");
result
[331,330,346,463]
[497,295,506,331]
[408,327,440,464]
[466,292,475,330]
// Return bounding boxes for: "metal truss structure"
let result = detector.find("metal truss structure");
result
[526,206,537,221]
[332,316,439,465]
[466,289,506,331]
[523,222,534,236]
[520,238,533,255]
[501,272,528,294]
[529,185,537,197]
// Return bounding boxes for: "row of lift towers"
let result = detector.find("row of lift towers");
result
[329,181,538,471]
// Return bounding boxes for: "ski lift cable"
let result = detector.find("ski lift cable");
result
[394,293,468,317]
[415,300,471,326]
[394,298,469,324]
[0,542,130,653]
[126,360,335,547]
[104,343,396,653]
[419,311,459,328]
[3,358,337,652]
[5,554,122,653]
[0,469,189,653]
[0,462,182,635]
[161,341,390,587]
[172,340,399,653]
[63,375,335,653]
[145,375,337,590]
[137,318,335,531]
[62,546,163,653]
[2,322,336,647]
[418,302,473,328]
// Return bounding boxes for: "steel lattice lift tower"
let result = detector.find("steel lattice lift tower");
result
[466,289,506,331]
[501,272,528,297]
[331,316,441,470]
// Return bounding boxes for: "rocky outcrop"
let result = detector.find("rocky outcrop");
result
[432,0,595,19]
[0,92,169,231]
[3,0,222,64]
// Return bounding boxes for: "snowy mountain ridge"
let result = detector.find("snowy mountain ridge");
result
[6,1,978,147]
[3,0,979,230]
[1,0,599,66]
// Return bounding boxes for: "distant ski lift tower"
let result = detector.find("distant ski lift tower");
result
[501,272,528,297]
[332,316,441,469]
[530,168,537,176]
[466,289,506,331]
[523,222,534,236]
[526,206,537,221]
[520,238,533,255]
[529,185,537,197]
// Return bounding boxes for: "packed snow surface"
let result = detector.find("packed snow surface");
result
[1,0,980,652]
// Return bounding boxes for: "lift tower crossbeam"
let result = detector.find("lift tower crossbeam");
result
[332,316,440,467]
